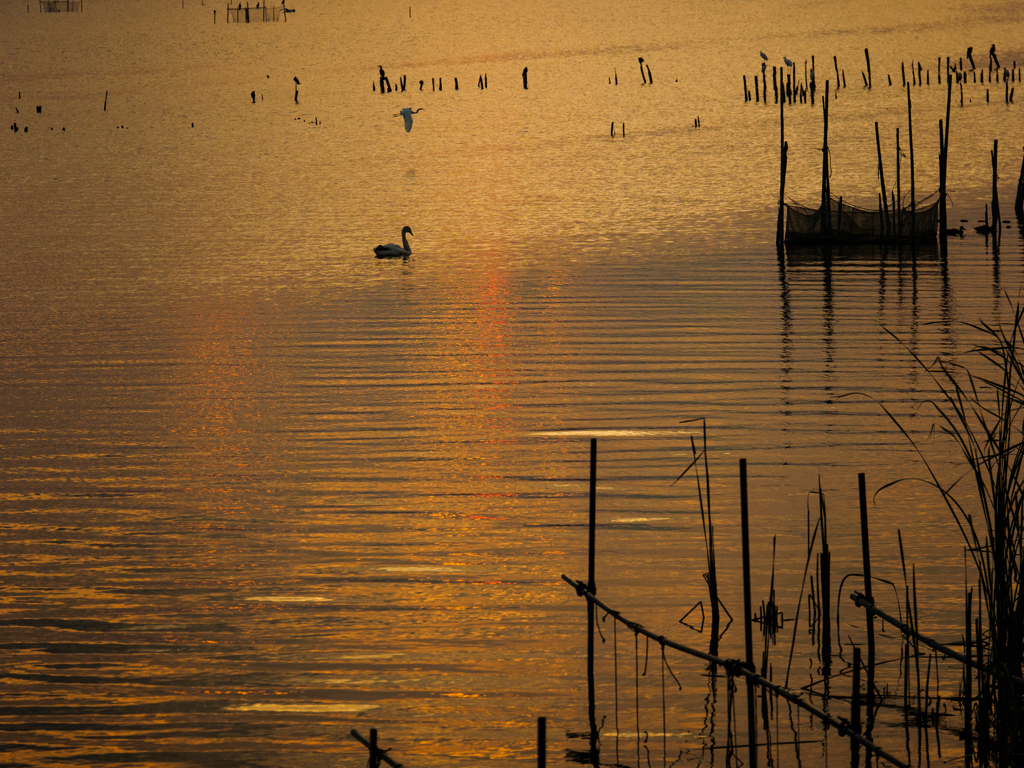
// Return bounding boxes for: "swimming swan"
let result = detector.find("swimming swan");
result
[374,226,413,257]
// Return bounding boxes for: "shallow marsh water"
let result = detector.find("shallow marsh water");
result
[3,0,1024,765]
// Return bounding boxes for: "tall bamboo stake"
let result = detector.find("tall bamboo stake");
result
[940,70,952,235]
[907,85,916,237]
[821,81,831,237]
[1014,145,1024,219]
[858,473,876,736]
[875,122,889,235]
[820,487,831,668]
[538,717,546,768]
[853,646,862,768]
[896,128,903,237]
[776,91,787,248]
[991,140,1001,246]
[740,459,758,768]
[965,588,974,766]
[587,438,598,744]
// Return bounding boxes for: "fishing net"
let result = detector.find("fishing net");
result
[785,196,938,242]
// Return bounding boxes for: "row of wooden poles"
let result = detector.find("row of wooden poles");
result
[745,49,1021,105]
[373,75,491,93]
[774,59,1024,249]
[374,70,526,92]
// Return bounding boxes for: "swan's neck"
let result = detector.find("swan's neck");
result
[402,231,411,252]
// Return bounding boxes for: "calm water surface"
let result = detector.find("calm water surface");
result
[3,0,1024,765]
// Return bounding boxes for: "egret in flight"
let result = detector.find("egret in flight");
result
[397,107,423,133]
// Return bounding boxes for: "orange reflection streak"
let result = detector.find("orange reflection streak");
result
[165,297,288,517]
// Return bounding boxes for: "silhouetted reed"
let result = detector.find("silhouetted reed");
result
[870,299,1024,765]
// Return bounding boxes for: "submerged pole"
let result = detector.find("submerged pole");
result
[740,459,758,768]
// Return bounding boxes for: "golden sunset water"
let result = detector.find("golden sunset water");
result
[3,0,1024,765]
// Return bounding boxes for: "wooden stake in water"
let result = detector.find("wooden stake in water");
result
[858,473,876,734]
[940,69,952,234]
[819,484,831,667]
[852,646,862,768]
[1014,145,1024,219]
[821,81,831,236]
[875,122,889,235]
[776,91,787,248]
[991,140,1001,245]
[538,716,546,768]
[907,85,916,237]
[864,48,872,88]
[965,588,974,765]
[739,459,758,768]
[587,438,597,743]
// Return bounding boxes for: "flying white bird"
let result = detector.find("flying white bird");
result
[396,107,423,133]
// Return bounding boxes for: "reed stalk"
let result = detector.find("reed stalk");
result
[864,300,1024,765]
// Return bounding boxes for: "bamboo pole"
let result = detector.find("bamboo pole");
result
[740,459,758,768]
[852,646,862,768]
[940,69,952,235]
[907,85,916,237]
[875,122,889,235]
[776,92,787,248]
[896,129,902,237]
[586,438,597,740]
[821,81,831,237]
[538,717,546,768]
[991,140,1001,245]
[820,485,831,667]
[965,588,974,765]
[1015,145,1024,219]
[858,473,876,736]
